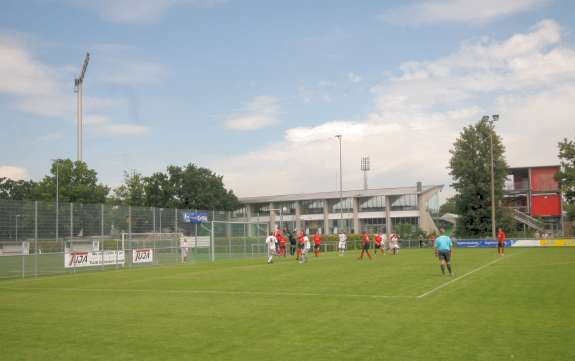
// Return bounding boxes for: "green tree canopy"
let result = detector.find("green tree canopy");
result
[33,159,110,203]
[115,163,241,211]
[0,178,35,200]
[555,138,575,221]
[449,118,510,237]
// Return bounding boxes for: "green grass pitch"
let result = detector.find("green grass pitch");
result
[1,247,574,361]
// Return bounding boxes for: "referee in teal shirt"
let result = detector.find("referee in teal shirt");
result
[434,228,453,276]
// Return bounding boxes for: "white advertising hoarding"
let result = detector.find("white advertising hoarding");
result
[64,251,125,268]
[132,248,153,264]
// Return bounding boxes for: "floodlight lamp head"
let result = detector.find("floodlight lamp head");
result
[481,115,490,122]
[492,114,499,122]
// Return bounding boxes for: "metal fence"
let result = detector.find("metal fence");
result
[0,199,271,279]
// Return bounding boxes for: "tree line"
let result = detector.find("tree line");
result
[0,161,241,211]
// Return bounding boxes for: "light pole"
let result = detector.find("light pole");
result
[335,135,343,231]
[482,114,499,240]
[270,208,284,230]
[53,160,60,242]
[15,215,21,243]
[74,52,90,162]
[159,208,163,233]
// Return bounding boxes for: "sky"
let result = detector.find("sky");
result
[1,0,574,201]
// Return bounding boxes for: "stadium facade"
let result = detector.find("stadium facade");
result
[233,183,443,235]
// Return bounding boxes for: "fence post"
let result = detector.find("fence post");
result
[175,208,178,234]
[34,201,38,277]
[128,206,132,236]
[70,203,74,272]
[211,218,215,263]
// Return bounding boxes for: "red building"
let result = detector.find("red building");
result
[503,165,562,233]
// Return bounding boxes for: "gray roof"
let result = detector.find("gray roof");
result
[239,185,443,204]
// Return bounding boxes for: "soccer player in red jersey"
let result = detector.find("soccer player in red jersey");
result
[277,233,286,256]
[358,231,372,260]
[296,230,305,261]
[374,231,384,255]
[497,228,506,256]
[313,231,321,257]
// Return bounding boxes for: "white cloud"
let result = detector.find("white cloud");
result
[347,72,362,83]
[64,0,226,23]
[214,19,575,199]
[382,0,551,25]
[95,60,167,85]
[85,114,150,136]
[0,36,154,137]
[0,166,29,180]
[224,96,280,130]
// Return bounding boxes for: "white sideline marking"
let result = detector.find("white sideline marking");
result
[0,286,413,299]
[417,254,512,299]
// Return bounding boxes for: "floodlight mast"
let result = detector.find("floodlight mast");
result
[361,156,370,190]
[74,52,90,162]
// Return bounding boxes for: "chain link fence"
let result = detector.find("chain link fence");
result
[0,199,270,279]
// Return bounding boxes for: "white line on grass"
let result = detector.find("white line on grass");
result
[417,254,515,299]
[0,286,413,299]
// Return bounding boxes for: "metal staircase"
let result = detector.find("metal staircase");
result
[512,209,545,232]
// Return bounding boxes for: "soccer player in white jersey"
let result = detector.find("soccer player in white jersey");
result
[338,230,347,256]
[265,232,278,264]
[299,233,311,263]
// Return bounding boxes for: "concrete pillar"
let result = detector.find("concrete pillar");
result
[246,205,253,237]
[295,201,302,232]
[352,197,359,234]
[385,196,392,233]
[323,200,329,234]
[269,202,276,231]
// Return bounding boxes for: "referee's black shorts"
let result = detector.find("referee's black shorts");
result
[438,250,451,262]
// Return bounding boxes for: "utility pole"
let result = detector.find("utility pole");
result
[335,135,343,229]
[74,52,90,162]
[483,114,499,240]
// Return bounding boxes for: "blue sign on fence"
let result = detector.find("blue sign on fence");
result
[182,212,209,224]
[456,240,515,248]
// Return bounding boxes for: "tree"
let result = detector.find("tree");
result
[449,118,509,237]
[33,159,110,204]
[0,178,36,200]
[556,138,575,220]
[438,196,457,215]
[111,170,146,206]
[119,163,240,211]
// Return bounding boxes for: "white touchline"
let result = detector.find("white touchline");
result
[0,286,414,299]
[417,254,515,299]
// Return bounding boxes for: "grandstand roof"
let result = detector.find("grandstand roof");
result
[239,185,443,204]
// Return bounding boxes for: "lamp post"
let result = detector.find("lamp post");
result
[335,135,343,231]
[53,160,60,242]
[482,114,499,240]
[15,215,21,242]
[270,208,284,230]
[159,208,163,233]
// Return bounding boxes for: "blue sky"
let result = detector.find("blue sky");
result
[1,0,574,199]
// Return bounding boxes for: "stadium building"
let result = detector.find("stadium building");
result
[233,183,442,235]
[503,165,563,234]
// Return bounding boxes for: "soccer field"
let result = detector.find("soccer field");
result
[0,248,574,361]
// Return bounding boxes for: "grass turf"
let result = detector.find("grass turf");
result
[0,247,574,361]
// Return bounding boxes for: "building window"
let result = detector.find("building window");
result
[359,218,386,233]
[328,219,353,234]
[389,194,417,211]
[253,204,269,217]
[359,196,386,212]
[231,207,247,218]
[274,202,296,215]
[329,198,352,213]
[300,200,324,214]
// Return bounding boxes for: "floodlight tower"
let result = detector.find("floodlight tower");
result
[74,52,90,162]
[361,156,370,190]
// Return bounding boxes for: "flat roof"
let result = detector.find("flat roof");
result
[508,165,560,171]
[239,185,443,204]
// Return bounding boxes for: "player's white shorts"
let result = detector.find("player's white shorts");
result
[338,241,346,249]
